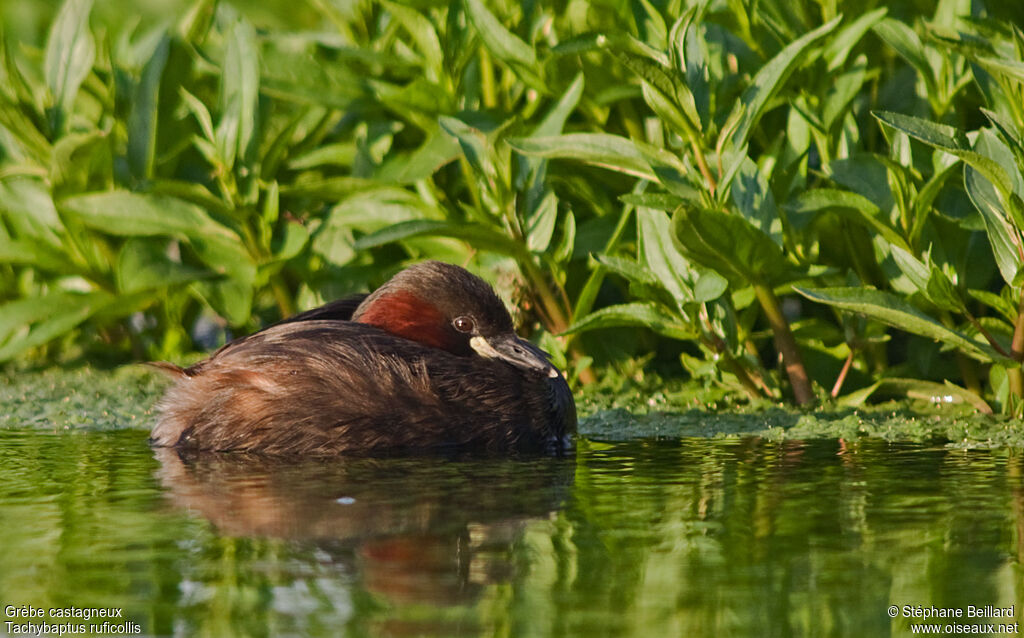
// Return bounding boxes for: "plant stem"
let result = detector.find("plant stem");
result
[753,283,814,405]
[1008,288,1024,399]
[520,258,595,384]
[831,350,854,398]
[479,47,496,109]
[719,355,764,401]
[687,135,717,196]
[270,275,295,319]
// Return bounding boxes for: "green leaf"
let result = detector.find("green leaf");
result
[889,245,929,291]
[671,205,792,286]
[563,302,696,340]
[729,156,780,241]
[890,245,963,312]
[554,208,576,263]
[49,130,107,195]
[60,190,255,286]
[965,161,1022,287]
[0,238,80,273]
[615,50,700,136]
[127,34,170,182]
[312,222,355,267]
[0,178,64,243]
[638,207,691,301]
[439,115,494,183]
[794,286,1005,363]
[0,291,113,362]
[842,378,992,414]
[509,133,657,181]
[463,0,536,67]
[526,190,557,252]
[873,111,1015,198]
[375,124,462,183]
[871,19,936,97]
[270,221,308,261]
[968,289,1016,323]
[44,0,95,135]
[217,19,260,172]
[116,238,210,294]
[381,1,443,81]
[192,279,252,326]
[279,176,381,200]
[729,17,841,149]
[60,191,235,239]
[824,8,887,70]
[694,270,728,302]
[593,254,661,288]
[790,188,909,251]
[910,159,960,245]
[983,108,1024,174]
[619,192,688,211]
[354,219,529,259]
[187,232,255,285]
[532,73,584,139]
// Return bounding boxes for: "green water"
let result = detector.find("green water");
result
[1,430,1022,637]
[1,368,1023,636]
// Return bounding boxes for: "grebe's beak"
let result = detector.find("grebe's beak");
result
[470,335,560,379]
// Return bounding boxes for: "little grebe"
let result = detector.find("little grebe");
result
[150,261,576,455]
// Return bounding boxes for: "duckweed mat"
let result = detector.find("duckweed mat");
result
[2,366,1023,448]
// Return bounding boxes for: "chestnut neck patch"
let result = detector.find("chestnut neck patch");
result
[355,290,464,353]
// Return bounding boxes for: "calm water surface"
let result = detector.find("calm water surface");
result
[0,429,1022,637]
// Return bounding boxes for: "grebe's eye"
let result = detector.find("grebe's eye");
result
[453,316,475,333]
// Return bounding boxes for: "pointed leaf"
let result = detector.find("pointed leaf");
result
[526,190,557,252]
[563,302,696,340]
[464,0,535,67]
[871,19,936,95]
[127,34,170,181]
[965,161,1022,286]
[116,238,210,294]
[60,191,235,239]
[353,219,529,259]
[790,188,909,251]
[509,133,657,181]
[873,111,1015,198]
[44,0,95,135]
[217,19,260,171]
[638,207,691,301]
[672,205,792,286]
[729,17,841,148]
[794,286,1005,363]
[0,291,113,362]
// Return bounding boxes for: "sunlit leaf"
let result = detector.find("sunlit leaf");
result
[794,286,1006,363]
[354,219,529,259]
[44,0,95,135]
[564,302,696,340]
[0,292,113,362]
[728,17,841,149]
[672,205,792,286]
[127,34,170,181]
[509,133,657,181]
[217,19,259,172]
[463,0,536,67]
[638,207,691,301]
[116,238,209,294]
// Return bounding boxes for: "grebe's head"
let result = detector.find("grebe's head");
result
[352,261,559,379]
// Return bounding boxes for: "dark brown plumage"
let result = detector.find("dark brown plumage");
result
[150,261,576,456]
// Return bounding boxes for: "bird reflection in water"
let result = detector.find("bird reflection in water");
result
[154,447,574,635]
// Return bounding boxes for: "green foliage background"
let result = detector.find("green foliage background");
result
[3,0,1024,413]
